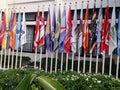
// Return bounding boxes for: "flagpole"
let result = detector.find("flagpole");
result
[7,49,11,69]
[116,55,119,79]
[15,49,18,69]
[61,52,63,73]
[11,50,14,69]
[3,50,7,69]
[34,48,37,69]
[39,47,42,70]
[55,50,58,73]
[83,53,86,73]
[109,54,112,75]
[95,54,99,73]
[89,53,92,73]
[19,46,23,68]
[45,50,48,72]
[0,49,3,68]
[102,52,105,74]
[77,49,81,73]
[50,52,53,73]
[65,53,68,71]
[71,52,74,71]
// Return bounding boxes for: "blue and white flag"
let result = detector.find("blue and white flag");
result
[117,11,120,55]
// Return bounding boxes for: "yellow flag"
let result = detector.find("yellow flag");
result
[2,33,7,49]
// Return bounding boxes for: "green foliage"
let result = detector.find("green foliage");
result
[0,68,120,90]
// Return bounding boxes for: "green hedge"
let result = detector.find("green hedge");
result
[0,68,120,90]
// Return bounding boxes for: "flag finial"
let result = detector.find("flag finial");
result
[82,1,84,3]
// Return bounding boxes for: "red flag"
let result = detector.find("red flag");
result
[64,6,72,53]
[82,4,89,53]
[0,12,6,47]
[33,10,40,50]
[101,6,110,53]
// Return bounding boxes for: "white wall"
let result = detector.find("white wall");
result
[0,0,8,10]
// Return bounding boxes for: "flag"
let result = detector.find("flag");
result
[0,12,6,47]
[0,11,2,31]
[83,3,89,53]
[50,7,56,52]
[10,11,17,50]
[96,2,102,54]
[58,6,66,52]
[101,6,110,54]
[21,10,27,45]
[2,32,7,50]
[7,11,13,49]
[89,2,97,54]
[117,11,120,55]
[54,5,61,51]
[33,10,40,50]
[71,5,77,53]
[64,6,72,53]
[78,2,83,50]
[16,11,21,49]
[108,4,117,55]
[45,7,51,51]
[38,9,45,47]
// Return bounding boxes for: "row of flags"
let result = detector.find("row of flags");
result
[33,1,120,55]
[0,9,26,50]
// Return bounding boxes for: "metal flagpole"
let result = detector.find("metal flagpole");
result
[0,49,3,68]
[34,48,37,69]
[65,53,68,71]
[83,53,86,73]
[77,49,81,73]
[116,56,119,79]
[95,54,99,73]
[19,46,23,68]
[109,54,112,75]
[102,52,105,74]
[39,47,42,70]
[50,52,53,73]
[3,50,7,69]
[15,49,18,69]
[7,49,11,69]
[61,52,63,73]
[55,50,58,73]
[45,50,48,72]
[71,52,74,71]
[11,50,14,69]
[89,54,92,73]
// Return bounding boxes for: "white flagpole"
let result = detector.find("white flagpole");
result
[77,49,81,73]
[102,52,105,74]
[3,50,7,69]
[71,52,74,71]
[15,49,18,69]
[39,47,42,70]
[50,52,53,73]
[89,54,92,73]
[116,56,119,79]
[109,54,112,75]
[11,50,14,69]
[19,46,23,68]
[55,50,58,73]
[95,54,99,73]
[34,48,37,69]
[7,49,11,69]
[83,53,86,73]
[45,50,48,72]
[0,49,3,68]
[61,52,63,73]
[65,53,68,71]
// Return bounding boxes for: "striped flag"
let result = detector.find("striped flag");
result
[16,11,21,49]
[78,2,83,50]
[96,2,102,54]
[0,11,2,31]
[58,6,66,52]
[117,11,120,55]
[89,2,97,54]
[54,5,61,51]
[101,6,110,54]
[64,6,72,53]
[71,5,77,53]
[38,9,45,47]
[0,12,6,47]
[108,3,117,55]
[83,3,89,53]
[50,7,56,52]
[33,10,40,50]
[21,10,27,45]
[45,7,51,51]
